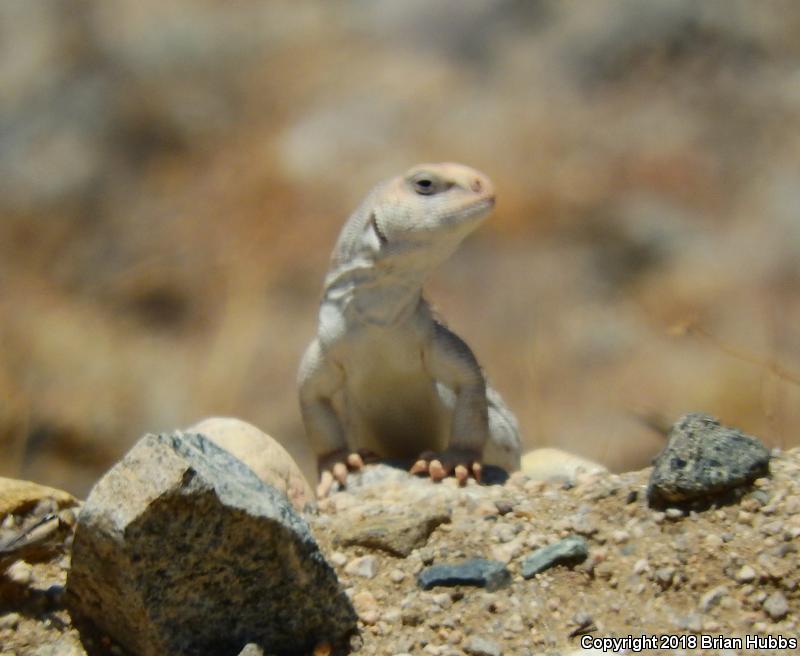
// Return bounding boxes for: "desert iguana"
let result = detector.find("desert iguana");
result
[298,163,521,496]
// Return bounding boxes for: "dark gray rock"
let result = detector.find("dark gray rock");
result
[333,508,451,557]
[647,413,771,506]
[66,432,356,656]
[521,535,589,579]
[417,558,511,592]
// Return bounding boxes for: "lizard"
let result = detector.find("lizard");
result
[298,163,521,497]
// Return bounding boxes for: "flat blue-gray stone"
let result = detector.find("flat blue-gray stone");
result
[417,558,511,591]
[521,535,589,579]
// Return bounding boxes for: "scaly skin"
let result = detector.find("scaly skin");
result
[298,163,521,496]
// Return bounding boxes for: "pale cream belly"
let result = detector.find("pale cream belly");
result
[341,335,450,460]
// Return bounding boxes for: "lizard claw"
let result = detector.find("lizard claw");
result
[316,470,335,499]
[346,452,365,469]
[317,449,379,498]
[410,450,482,485]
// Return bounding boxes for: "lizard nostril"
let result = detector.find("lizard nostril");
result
[470,179,482,193]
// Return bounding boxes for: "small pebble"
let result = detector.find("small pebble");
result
[463,635,502,656]
[505,613,525,633]
[389,569,406,584]
[699,585,728,613]
[654,566,675,588]
[734,565,756,583]
[763,591,789,621]
[494,500,514,515]
[570,514,597,536]
[329,551,348,567]
[610,530,629,544]
[521,536,589,579]
[345,555,379,579]
[353,590,377,613]
[475,501,500,517]
[0,612,21,630]
[6,561,33,585]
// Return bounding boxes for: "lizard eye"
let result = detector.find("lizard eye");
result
[411,174,437,195]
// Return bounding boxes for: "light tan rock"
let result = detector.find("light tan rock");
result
[0,477,77,519]
[520,448,607,482]
[187,417,315,512]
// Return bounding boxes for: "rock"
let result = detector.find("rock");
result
[494,500,514,515]
[699,585,728,612]
[5,560,33,585]
[66,431,355,656]
[520,448,607,482]
[464,634,503,656]
[647,413,771,506]
[0,477,77,518]
[654,566,675,589]
[0,612,21,630]
[344,555,379,579]
[187,417,315,512]
[29,638,88,656]
[237,644,264,656]
[734,565,757,583]
[417,559,511,592]
[333,507,450,557]
[521,536,589,579]
[763,591,789,621]
[353,590,379,624]
[0,509,76,572]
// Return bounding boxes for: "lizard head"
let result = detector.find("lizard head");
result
[368,163,496,265]
[329,163,496,279]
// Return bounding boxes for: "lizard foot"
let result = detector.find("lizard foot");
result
[409,449,482,486]
[317,449,380,498]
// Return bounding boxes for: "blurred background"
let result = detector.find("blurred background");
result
[1,0,798,496]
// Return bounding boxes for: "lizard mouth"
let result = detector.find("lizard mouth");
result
[452,196,495,222]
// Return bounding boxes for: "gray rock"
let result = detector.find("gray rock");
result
[763,591,789,621]
[333,508,451,557]
[699,585,728,613]
[417,559,511,592]
[521,535,589,579]
[647,413,771,505]
[464,634,503,656]
[66,432,356,656]
[344,555,378,579]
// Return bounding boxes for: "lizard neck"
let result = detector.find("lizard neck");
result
[322,260,427,326]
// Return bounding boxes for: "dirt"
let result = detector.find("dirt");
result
[3,449,799,655]
[306,450,799,655]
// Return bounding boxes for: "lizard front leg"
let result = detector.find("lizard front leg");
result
[417,320,490,484]
[298,339,365,497]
